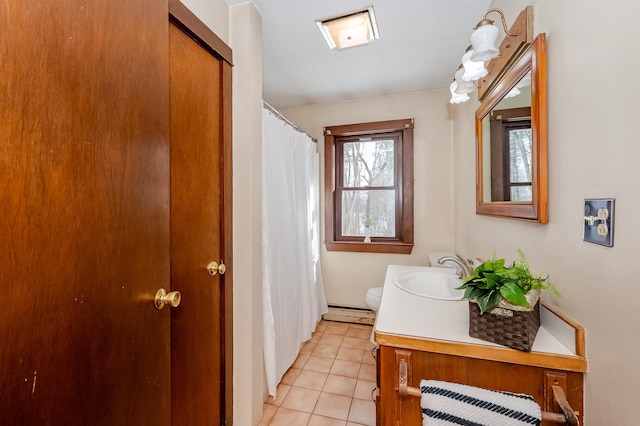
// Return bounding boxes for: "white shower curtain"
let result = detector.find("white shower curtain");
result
[262,106,328,397]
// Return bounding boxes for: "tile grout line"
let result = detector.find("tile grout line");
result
[265,321,375,425]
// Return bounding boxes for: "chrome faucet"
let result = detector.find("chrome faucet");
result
[437,255,474,279]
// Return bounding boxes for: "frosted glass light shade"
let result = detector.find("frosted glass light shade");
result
[504,87,521,98]
[461,49,488,81]
[516,72,531,89]
[454,68,475,94]
[449,82,470,104]
[316,8,380,50]
[330,15,369,49]
[470,21,499,61]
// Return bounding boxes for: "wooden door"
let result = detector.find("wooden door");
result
[168,3,233,425]
[0,0,171,425]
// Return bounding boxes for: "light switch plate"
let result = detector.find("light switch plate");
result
[583,198,615,247]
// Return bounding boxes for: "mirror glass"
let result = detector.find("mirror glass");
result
[481,71,531,202]
[476,34,547,223]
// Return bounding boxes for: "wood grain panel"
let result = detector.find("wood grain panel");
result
[0,0,171,424]
[169,0,232,65]
[379,345,584,426]
[376,330,587,373]
[169,21,225,426]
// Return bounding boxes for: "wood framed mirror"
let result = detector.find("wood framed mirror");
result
[476,33,547,223]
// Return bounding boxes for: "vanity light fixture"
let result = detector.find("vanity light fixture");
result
[461,46,488,81]
[449,81,470,104]
[504,86,521,98]
[504,72,532,98]
[470,8,516,62]
[449,7,531,106]
[316,7,380,50]
[453,65,476,95]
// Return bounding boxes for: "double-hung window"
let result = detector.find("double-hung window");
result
[489,107,532,202]
[324,119,414,254]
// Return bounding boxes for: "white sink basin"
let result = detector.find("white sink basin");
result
[393,270,465,300]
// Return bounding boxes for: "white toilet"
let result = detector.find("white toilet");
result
[365,287,383,312]
[365,287,383,345]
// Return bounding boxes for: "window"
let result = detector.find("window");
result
[324,119,414,253]
[489,108,532,202]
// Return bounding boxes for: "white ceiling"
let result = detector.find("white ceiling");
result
[227,0,491,108]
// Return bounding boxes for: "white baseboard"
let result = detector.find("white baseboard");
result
[322,305,375,325]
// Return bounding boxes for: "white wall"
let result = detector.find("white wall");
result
[229,3,265,426]
[282,90,456,309]
[180,0,230,43]
[453,0,640,424]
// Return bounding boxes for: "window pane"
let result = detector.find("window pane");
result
[508,128,532,183]
[341,189,396,237]
[343,140,394,187]
[511,185,532,201]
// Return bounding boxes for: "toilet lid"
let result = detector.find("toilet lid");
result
[367,287,383,299]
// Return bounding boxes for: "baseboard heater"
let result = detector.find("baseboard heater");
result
[322,305,375,325]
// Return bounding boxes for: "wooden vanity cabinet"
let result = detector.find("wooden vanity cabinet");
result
[377,344,584,426]
[374,265,588,425]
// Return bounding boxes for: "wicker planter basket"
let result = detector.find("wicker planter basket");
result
[468,295,541,352]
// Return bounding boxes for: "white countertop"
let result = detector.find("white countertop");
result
[375,265,575,357]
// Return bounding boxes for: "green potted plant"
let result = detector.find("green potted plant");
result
[362,216,373,243]
[456,250,559,351]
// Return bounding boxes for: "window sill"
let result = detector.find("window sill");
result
[324,241,414,254]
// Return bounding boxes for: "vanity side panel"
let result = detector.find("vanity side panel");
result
[378,345,421,426]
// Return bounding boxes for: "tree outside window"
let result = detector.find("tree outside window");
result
[507,126,532,201]
[489,107,532,202]
[339,136,397,238]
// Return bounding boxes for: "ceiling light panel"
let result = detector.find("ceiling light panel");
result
[316,7,379,50]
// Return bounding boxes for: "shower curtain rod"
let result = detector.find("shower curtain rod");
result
[262,100,318,143]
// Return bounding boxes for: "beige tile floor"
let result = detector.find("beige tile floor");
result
[259,320,377,426]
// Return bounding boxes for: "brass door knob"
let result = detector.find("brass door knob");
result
[206,260,226,276]
[154,288,181,310]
